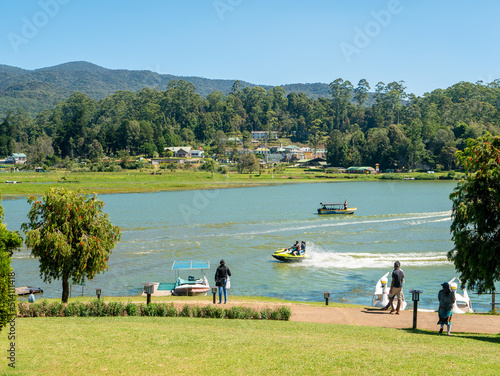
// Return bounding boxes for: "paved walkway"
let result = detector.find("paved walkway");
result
[166,300,500,334]
[290,305,500,334]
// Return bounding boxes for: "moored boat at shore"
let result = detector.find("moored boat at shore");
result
[142,261,211,297]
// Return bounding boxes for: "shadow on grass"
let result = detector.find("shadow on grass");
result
[401,328,500,344]
[362,307,391,315]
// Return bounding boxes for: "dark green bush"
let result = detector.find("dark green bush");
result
[63,302,78,317]
[17,301,291,321]
[165,303,177,317]
[77,302,89,317]
[48,302,63,316]
[277,306,292,320]
[17,302,29,317]
[179,304,191,317]
[107,301,125,316]
[191,305,202,318]
[260,308,271,320]
[125,302,138,316]
[88,299,107,316]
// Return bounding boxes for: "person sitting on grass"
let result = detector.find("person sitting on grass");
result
[28,289,35,303]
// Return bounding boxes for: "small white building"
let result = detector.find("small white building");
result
[251,131,278,141]
[190,149,204,158]
[5,153,27,164]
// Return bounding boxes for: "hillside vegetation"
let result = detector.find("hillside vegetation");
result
[0,61,332,117]
[0,63,499,172]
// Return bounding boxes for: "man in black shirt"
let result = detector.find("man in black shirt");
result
[381,261,405,314]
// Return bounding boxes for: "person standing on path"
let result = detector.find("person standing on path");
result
[215,259,231,304]
[381,261,405,314]
[437,282,456,335]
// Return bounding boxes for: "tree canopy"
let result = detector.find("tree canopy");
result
[1,78,500,171]
[449,133,500,293]
[21,188,121,302]
[0,196,23,330]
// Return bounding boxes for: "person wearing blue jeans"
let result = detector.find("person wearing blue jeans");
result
[215,259,231,304]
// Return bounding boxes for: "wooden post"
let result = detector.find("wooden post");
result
[146,293,151,305]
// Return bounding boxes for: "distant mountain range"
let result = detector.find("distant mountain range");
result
[0,61,333,118]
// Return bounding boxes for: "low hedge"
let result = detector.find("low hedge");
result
[16,300,291,321]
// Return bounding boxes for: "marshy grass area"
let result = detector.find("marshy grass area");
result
[3,315,499,375]
[0,169,454,196]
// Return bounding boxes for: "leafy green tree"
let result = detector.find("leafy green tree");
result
[236,153,259,173]
[22,188,121,303]
[449,133,500,293]
[354,79,370,107]
[0,196,23,330]
[202,157,218,177]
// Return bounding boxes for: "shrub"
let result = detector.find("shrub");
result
[277,306,292,320]
[179,304,191,317]
[88,299,107,317]
[214,307,225,318]
[17,302,29,317]
[165,303,177,317]
[28,304,40,317]
[77,302,89,317]
[140,303,157,316]
[38,300,49,317]
[107,301,125,316]
[125,302,138,316]
[63,302,78,317]
[414,173,437,180]
[380,173,404,180]
[191,305,202,318]
[201,305,216,318]
[269,309,280,320]
[260,308,271,320]
[48,302,63,316]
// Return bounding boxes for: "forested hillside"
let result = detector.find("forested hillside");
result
[1,75,499,171]
[0,62,332,118]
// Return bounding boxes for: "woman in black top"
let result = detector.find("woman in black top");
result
[215,259,231,304]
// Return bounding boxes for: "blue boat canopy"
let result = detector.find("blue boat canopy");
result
[172,261,210,270]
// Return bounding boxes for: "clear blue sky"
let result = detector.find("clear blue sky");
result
[1,0,499,96]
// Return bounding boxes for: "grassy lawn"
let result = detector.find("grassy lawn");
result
[2,316,499,375]
[0,169,450,196]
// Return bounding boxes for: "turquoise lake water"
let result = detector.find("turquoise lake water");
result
[5,180,497,312]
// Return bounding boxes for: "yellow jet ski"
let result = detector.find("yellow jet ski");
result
[272,247,309,262]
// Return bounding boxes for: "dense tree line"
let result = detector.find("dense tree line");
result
[1,78,499,170]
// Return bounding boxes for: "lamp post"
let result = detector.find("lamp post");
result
[95,288,102,300]
[324,291,330,306]
[142,283,155,305]
[212,287,217,304]
[409,289,423,329]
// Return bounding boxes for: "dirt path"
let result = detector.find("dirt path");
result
[165,300,500,335]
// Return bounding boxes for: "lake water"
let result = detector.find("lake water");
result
[5,180,496,312]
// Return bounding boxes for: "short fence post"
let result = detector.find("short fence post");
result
[409,289,423,329]
[323,291,330,306]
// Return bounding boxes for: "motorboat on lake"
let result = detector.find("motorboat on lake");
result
[317,202,356,215]
[371,272,407,311]
[448,277,473,314]
[272,247,309,262]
